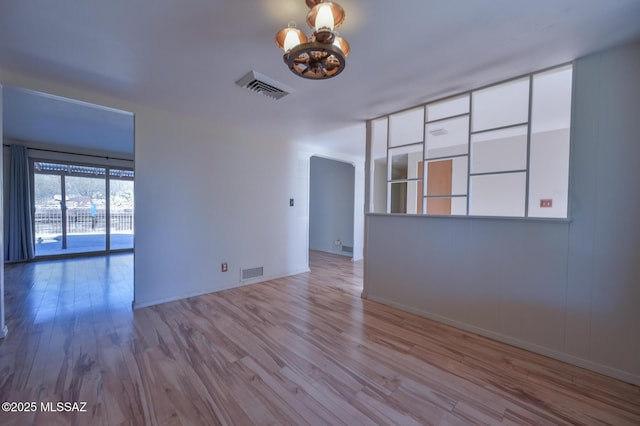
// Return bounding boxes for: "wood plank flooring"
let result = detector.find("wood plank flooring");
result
[1,251,639,425]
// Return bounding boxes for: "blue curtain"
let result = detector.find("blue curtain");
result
[5,144,35,261]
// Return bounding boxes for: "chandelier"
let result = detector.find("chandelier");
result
[275,0,350,80]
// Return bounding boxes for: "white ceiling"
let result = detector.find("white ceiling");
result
[3,87,134,154]
[1,0,639,156]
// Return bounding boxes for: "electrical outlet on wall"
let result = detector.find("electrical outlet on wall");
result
[540,199,553,208]
[221,262,228,272]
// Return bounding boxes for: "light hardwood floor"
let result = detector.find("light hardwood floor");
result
[1,251,639,425]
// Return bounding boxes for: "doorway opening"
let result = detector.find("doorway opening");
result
[1,85,135,341]
[309,156,355,258]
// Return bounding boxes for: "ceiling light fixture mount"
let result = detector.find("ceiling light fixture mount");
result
[275,0,350,80]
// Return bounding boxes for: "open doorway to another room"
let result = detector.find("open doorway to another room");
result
[3,86,135,260]
[309,156,355,259]
[2,86,135,340]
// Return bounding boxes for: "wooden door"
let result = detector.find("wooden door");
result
[426,159,452,215]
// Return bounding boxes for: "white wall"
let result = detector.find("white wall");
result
[0,68,311,309]
[309,156,354,256]
[565,41,640,379]
[364,41,640,385]
[133,108,310,307]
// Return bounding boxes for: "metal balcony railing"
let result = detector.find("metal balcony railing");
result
[34,206,134,236]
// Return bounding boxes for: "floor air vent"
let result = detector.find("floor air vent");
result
[235,71,293,100]
[342,245,353,254]
[241,266,264,281]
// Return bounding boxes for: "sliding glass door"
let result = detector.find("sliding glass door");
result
[33,172,63,254]
[32,161,134,257]
[109,169,134,250]
[64,173,106,254]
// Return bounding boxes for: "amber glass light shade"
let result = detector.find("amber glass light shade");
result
[332,35,350,57]
[275,26,308,52]
[306,2,345,31]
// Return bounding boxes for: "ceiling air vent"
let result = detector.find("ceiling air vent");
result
[235,70,293,100]
[429,128,448,136]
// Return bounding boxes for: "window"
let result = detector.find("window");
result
[368,64,572,219]
[370,117,389,214]
[32,160,134,256]
[424,95,470,215]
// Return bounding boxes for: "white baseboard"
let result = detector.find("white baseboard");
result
[133,267,311,310]
[366,294,640,387]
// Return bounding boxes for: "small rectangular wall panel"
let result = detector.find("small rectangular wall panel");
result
[426,115,469,159]
[388,144,423,180]
[528,65,572,218]
[389,107,424,147]
[426,160,452,215]
[371,118,389,214]
[470,172,526,217]
[371,118,388,161]
[471,126,528,174]
[472,77,530,132]
[427,94,470,122]
[527,129,570,218]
